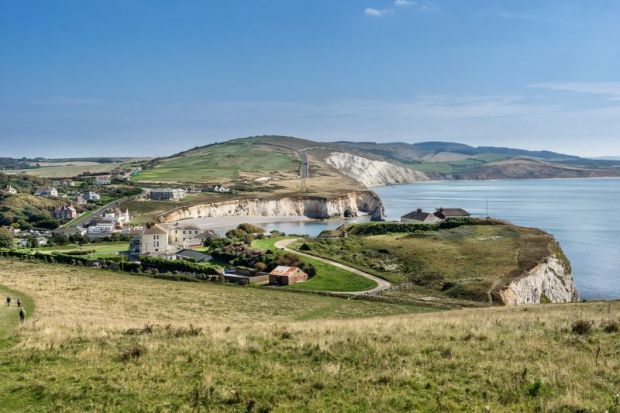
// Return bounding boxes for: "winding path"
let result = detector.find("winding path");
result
[274,239,392,296]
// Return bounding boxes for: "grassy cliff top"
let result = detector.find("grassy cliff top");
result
[299,221,566,304]
[0,259,617,411]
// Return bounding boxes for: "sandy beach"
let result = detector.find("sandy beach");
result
[168,215,309,234]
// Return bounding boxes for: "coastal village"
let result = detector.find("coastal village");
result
[0,163,477,288]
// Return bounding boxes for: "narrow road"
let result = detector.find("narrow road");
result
[274,239,392,296]
[299,150,309,179]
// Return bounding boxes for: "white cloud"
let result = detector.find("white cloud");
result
[530,82,620,100]
[364,7,392,17]
[394,0,413,7]
[365,1,438,17]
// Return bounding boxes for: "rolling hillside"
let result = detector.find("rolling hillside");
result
[131,136,620,189]
[0,260,618,411]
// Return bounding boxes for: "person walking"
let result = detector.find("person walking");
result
[16,298,21,308]
[19,308,26,324]
[5,296,10,307]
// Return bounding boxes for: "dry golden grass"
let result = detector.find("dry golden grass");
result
[0,259,618,412]
[0,260,426,333]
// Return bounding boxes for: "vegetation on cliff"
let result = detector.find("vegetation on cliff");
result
[299,221,568,304]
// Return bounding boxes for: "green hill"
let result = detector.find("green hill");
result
[130,136,620,188]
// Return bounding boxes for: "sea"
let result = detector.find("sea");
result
[258,178,620,300]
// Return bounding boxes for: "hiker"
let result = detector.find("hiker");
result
[16,298,21,308]
[19,308,26,324]
[5,296,10,307]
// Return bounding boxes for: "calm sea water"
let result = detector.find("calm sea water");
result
[260,178,620,300]
[374,179,620,300]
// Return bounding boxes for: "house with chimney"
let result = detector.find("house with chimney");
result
[401,208,443,224]
[53,204,78,221]
[434,208,471,221]
[95,175,112,185]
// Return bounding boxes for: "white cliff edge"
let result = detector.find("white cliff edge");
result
[497,255,579,305]
[325,152,430,187]
[158,191,384,223]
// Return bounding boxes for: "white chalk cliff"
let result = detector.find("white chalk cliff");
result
[497,256,579,305]
[325,152,430,187]
[158,191,384,223]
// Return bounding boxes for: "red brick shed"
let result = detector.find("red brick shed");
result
[269,266,308,286]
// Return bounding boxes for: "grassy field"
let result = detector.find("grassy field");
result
[133,140,299,184]
[294,224,561,303]
[35,242,129,259]
[7,162,124,178]
[0,260,618,411]
[252,237,377,292]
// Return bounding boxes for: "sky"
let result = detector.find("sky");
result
[2,0,620,158]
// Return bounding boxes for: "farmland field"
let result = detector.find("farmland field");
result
[7,162,124,178]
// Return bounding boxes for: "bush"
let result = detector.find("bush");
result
[238,223,265,234]
[118,344,147,362]
[0,228,14,248]
[140,256,222,277]
[601,320,619,333]
[571,320,594,335]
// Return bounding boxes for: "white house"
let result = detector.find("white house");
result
[87,221,115,234]
[81,191,101,202]
[34,187,58,197]
[138,224,171,255]
[3,185,17,195]
[168,224,210,249]
[102,208,131,226]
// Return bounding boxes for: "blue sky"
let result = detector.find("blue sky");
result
[2,0,620,157]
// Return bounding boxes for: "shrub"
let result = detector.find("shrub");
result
[118,344,147,362]
[571,320,594,335]
[238,223,265,234]
[601,320,619,333]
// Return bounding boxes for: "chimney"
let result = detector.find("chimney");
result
[417,208,422,213]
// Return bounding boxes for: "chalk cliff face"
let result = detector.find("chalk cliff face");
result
[497,256,579,305]
[158,191,384,223]
[325,152,430,187]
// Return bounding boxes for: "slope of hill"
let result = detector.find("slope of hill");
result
[131,136,620,191]
[0,260,617,411]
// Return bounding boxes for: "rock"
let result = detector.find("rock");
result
[370,206,385,222]
[158,191,384,222]
[325,152,430,187]
[497,256,579,305]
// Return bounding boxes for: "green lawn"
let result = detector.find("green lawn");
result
[252,237,377,292]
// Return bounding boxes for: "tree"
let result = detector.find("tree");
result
[0,227,13,248]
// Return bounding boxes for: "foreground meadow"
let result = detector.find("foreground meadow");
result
[0,259,618,412]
